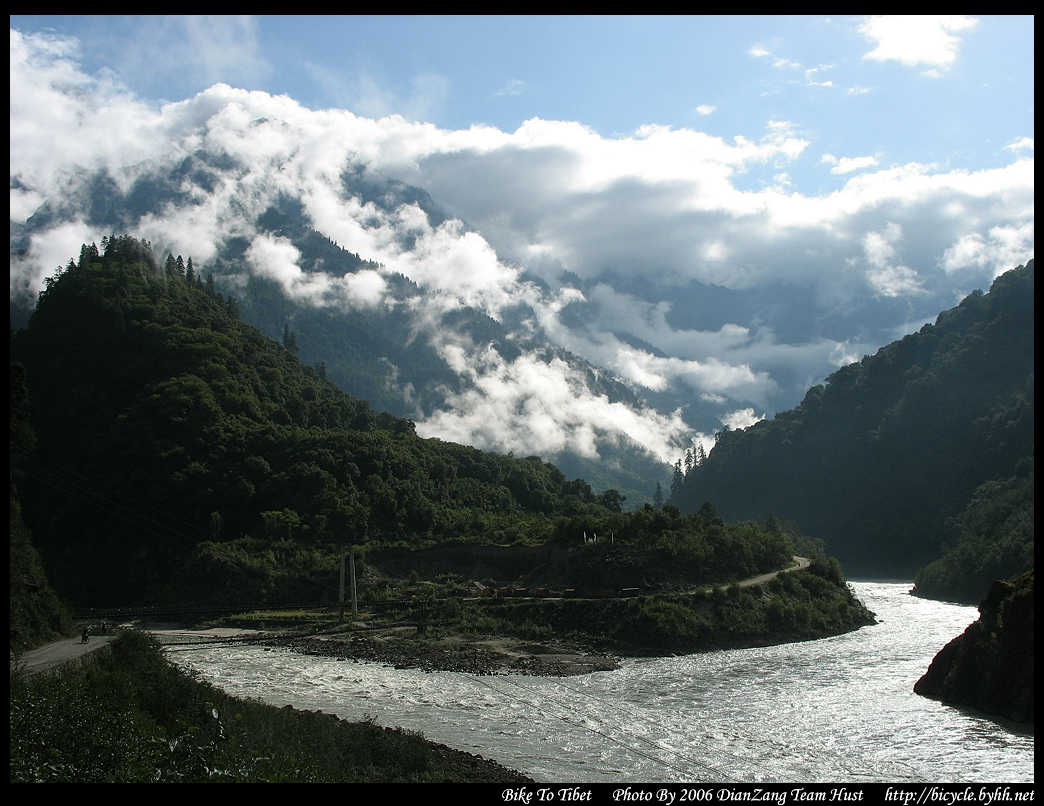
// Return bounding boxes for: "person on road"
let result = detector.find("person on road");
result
[80,626,89,644]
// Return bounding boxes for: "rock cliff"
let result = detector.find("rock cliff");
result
[914,570,1034,725]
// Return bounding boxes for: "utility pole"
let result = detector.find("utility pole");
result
[350,549,358,619]
[338,545,346,623]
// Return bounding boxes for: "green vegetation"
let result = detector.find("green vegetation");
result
[233,197,669,506]
[10,358,72,652]
[9,630,530,782]
[673,261,1034,590]
[913,459,1033,604]
[9,234,872,662]
[9,490,72,653]
[11,236,618,608]
[399,552,874,656]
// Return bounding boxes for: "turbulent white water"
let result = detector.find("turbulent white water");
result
[169,582,1033,783]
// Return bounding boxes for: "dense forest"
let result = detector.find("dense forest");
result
[672,261,1034,601]
[12,179,675,508]
[10,236,800,612]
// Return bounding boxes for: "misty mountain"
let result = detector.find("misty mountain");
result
[10,43,1035,523]
[11,159,688,506]
[672,260,1034,594]
[11,236,632,606]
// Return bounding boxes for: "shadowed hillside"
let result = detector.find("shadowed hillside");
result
[672,261,1034,594]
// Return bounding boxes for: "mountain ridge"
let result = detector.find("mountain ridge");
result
[672,260,1034,598]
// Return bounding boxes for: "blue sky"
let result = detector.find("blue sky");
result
[9,15,1036,463]
[11,15,1033,176]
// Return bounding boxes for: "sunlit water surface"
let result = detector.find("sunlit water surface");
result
[169,582,1033,783]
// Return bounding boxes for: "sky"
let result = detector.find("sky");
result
[8,15,1036,465]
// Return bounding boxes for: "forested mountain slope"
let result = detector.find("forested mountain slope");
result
[11,236,623,607]
[229,201,672,506]
[672,261,1034,590]
[12,173,678,508]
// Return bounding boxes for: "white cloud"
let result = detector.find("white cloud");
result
[10,220,95,301]
[8,26,1035,463]
[859,15,979,69]
[695,104,716,116]
[805,65,834,87]
[847,86,871,95]
[1004,137,1034,154]
[748,45,770,58]
[829,155,879,174]
[862,223,926,297]
[415,341,693,464]
[720,408,764,431]
[245,233,391,308]
[941,221,1034,278]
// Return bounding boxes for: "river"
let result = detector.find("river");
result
[168,582,1034,783]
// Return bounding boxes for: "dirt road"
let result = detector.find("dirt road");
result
[11,634,114,675]
[735,555,811,588]
[11,627,265,676]
[689,555,811,595]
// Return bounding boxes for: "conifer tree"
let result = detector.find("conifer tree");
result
[283,322,299,355]
[671,459,685,498]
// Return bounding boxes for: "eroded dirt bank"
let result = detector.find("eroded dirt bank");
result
[262,628,621,677]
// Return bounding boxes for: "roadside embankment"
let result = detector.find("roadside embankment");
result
[9,630,533,783]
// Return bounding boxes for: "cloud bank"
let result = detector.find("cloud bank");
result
[9,27,1034,468]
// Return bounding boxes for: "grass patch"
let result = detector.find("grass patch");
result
[9,630,529,783]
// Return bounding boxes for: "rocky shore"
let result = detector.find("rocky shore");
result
[262,628,621,677]
[914,569,1034,726]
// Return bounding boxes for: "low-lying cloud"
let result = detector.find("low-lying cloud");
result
[9,26,1035,469]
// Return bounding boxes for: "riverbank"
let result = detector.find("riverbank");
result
[252,559,875,677]
[264,628,621,676]
[10,630,533,783]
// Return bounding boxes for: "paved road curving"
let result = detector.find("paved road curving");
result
[11,634,114,676]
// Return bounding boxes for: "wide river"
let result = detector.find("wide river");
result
[169,582,1033,783]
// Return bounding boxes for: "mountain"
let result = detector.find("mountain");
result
[10,363,72,651]
[11,236,626,607]
[671,261,1034,590]
[12,235,880,665]
[911,460,1033,604]
[11,165,683,507]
